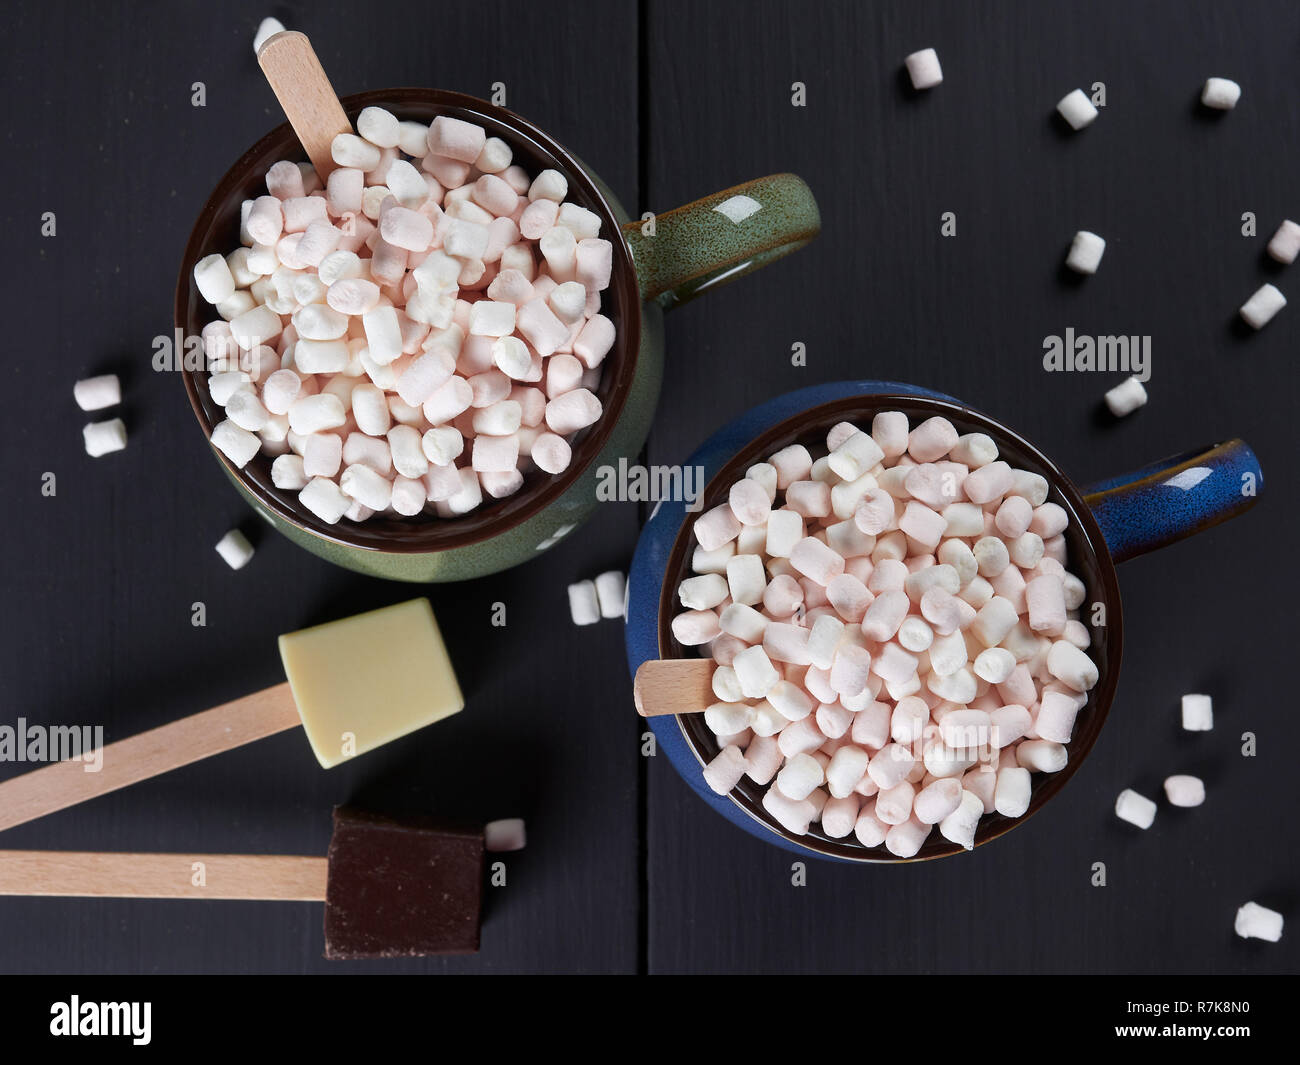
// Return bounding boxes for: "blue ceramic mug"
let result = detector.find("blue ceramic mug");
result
[625,381,1262,863]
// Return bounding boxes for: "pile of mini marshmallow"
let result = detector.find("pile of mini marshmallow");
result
[672,411,1099,857]
[193,108,616,525]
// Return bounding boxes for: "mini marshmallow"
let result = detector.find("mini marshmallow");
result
[194,253,236,304]
[884,816,931,858]
[1234,902,1284,943]
[595,570,626,619]
[1201,77,1241,110]
[1065,230,1106,275]
[568,580,600,626]
[908,417,958,463]
[1046,640,1098,692]
[1181,693,1213,731]
[1105,376,1148,417]
[531,432,572,475]
[210,420,258,466]
[1057,88,1098,130]
[914,778,962,824]
[74,374,121,412]
[1163,774,1205,807]
[253,16,285,53]
[340,463,393,511]
[1017,740,1067,773]
[1114,788,1157,829]
[733,645,780,699]
[1266,219,1300,264]
[81,417,128,457]
[789,537,845,586]
[484,818,527,853]
[994,766,1031,818]
[1240,283,1285,329]
[704,746,748,796]
[904,48,942,90]
[862,590,909,643]
[545,388,602,435]
[828,431,884,481]
[298,477,349,523]
[215,529,254,570]
[763,787,817,836]
[938,789,983,850]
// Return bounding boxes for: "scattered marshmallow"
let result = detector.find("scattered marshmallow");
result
[1065,230,1105,275]
[568,580,600,626]
[1056,89,1098,130]
[1239,283,1286,329]
[1266,219,1300,265]
[1201,77,1241,111]
[1115,788,1157,829]
[904,48,942,90]
[83,418,127,458]
[1163,774,1205,807]
[1234,901,1283,943]
[595,570,626,619]
[1181,693,1213,732]
[484,818,527,852]
[73,374,121,412]
[1104,376,1147,417]
[215,529,255,570]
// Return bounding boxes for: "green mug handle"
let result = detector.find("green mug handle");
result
[622,173,820,309]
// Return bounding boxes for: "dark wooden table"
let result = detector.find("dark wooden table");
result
[1,0,1295,974]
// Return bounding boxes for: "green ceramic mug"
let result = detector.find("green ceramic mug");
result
[178,88,820,582]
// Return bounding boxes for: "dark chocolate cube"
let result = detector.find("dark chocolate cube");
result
[324,807,484,959]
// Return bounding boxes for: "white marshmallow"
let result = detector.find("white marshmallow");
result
[1065,230,1105,274]
[1181,693,1213,731]
[1163,774,1205,807]
[704,746,748,795]
[938,789,983,850]
[81,417,127,458]
[215,529,254,570]
[1057,88,1099,130]
[484,818,527,852]
[733,645,780,699]
[1234,902,1283,943]
[298,477,349,523]
[595,571,626,619]
[1267,219,1300,264]
[253,17,285,53]
[568,580,600,626]
[1201,77,1241,110]
[1240,283,1285,329]
[994,766,1032,818]
[1114,788,1157,829]
[904,48,942,90]
[356,106,400,149]
[73,374,121,412]
[210,419,259,466]
[1105,376,1148,417]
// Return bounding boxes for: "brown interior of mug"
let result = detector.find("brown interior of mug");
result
[176,88,642,553]
[655,393,1125,862]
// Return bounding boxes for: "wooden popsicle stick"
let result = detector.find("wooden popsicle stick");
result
[0,850,327,901]
[256,30,352,180]
[633,659,715,717]
[0,683,301,834]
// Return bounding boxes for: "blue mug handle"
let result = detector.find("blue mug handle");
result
[1083,439,1262,564]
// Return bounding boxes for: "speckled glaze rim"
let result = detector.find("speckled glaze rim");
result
[638,383,1126,864]
[177,88,642,555]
